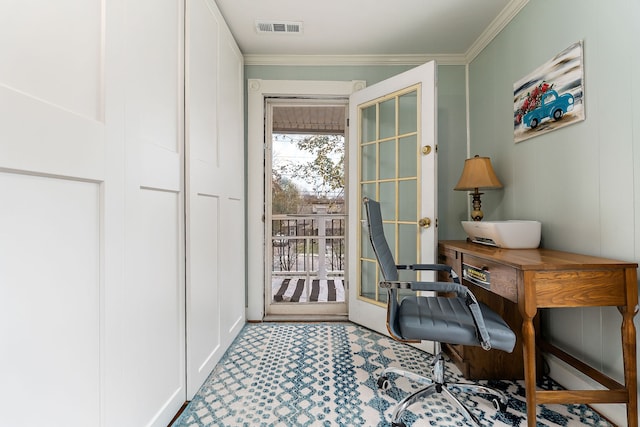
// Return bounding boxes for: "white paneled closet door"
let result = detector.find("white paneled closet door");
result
[185,0,245,398]
[0,1,106,426]
[0,0,187,426]
[105,0,187,425]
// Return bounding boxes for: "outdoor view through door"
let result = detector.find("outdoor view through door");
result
[266,101,348,317]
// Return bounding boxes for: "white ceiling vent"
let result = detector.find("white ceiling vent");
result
[255,20,303,35]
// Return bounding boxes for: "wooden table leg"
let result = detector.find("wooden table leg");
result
[522,314,537,426]
[620,303,638,427]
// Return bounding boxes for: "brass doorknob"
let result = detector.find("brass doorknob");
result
[418,218,431,228]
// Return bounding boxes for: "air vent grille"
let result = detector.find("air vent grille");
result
[256,20,303,34]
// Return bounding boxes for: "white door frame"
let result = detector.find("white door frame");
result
[247,79,365,320]
[264,97,349,317]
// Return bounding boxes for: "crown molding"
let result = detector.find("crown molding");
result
[465,0,529,63]
[243,0,528,68]
[243,53,467,67]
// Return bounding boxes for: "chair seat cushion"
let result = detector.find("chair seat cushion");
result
[397,296,516,353]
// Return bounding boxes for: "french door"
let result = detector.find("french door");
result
[347,61,438,341]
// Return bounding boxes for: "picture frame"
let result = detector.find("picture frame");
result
[513,41,585,143]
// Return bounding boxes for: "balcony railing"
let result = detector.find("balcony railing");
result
[271,213,345,303]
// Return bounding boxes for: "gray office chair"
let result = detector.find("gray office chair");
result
[363,197,516,427]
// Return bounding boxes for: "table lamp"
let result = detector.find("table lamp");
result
[454,155,503,221]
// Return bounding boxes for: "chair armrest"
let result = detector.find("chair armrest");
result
[396,263,460,283]
[465,291,491,350]
[380,280,465,295]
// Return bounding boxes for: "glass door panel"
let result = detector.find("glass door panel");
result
[399,135,418,178]
[357,86,421,306]
[398,224,418,265]
[360,259,377,300]
[361,105,377,143]
[361,183,376,206]
[379,99,396,140]
[361,143,377,182]
[398,91,418,135]
[398,180,417,221]
[379,140,396,180]
[379,182,396,220]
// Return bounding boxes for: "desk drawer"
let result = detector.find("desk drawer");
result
[461,254,518,303]
[437,245,459,281]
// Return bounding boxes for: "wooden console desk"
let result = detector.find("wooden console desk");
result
[438,240,638,427]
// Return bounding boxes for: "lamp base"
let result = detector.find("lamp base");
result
[470,190,484,221]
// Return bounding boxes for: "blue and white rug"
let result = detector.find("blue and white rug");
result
[172,322,611,426]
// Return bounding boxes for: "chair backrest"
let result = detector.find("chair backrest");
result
[363,198,398,281]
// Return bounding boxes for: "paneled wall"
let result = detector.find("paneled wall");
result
[466,1,640,424]
[107,1,187,425]
[185,0,245,398]
[0,0,245,425]
[0,1,106,425]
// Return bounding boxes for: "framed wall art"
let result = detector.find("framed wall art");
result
[513,41,585,143]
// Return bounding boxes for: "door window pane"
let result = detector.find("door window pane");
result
[361,105,377,143]
[399,90,418,135]
[361,183,376,218]
[360,260,377,300]
[379,182,396,220]
[378,282,388,303]
[383,223,396,260]
[398,223,417,266]
[398,180,417,222]
[361,224,374,260]
[361,143,377,182]
[379,99,396,140]
[379,139,396,180]
[399,135,417,178]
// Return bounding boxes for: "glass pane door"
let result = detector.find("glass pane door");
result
[359,86,421,305]
[265,99,349,318]
[347,60,437,339]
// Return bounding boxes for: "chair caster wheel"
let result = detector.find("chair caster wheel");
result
[377,376,390,391]
[491,397,508,412]
[391,422,406,427]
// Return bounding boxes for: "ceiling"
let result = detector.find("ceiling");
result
[214,0,527,63]
[272,106,345,134]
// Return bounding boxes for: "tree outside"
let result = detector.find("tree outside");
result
[271,133,345,275]
[272,134,344,213]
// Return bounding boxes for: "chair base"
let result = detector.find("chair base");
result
[378,353,509,427]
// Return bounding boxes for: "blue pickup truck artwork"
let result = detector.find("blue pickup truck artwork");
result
[522,89,574,129]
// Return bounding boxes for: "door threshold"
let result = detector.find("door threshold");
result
[263,314,349,322]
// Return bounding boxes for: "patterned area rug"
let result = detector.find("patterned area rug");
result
[172,323,611,427]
